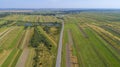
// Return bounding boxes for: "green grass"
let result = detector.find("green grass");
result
[61,23,69,67]
[1,12,120,67]
[0,27,23,49]
[25,48,35,67]
[9,26,24,48]
[62,22,120,67]
[101,25,120,38]
[10,49,22,67]
[1,49,18,67]
[85,28,120,67]
[70,24,105,67]
[0,47,3,53]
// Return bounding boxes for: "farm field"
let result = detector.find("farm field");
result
[61,12,120,67]
[0,10,120,67]
[0,14,61,67]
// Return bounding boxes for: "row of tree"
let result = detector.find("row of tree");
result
[30,26,53,67]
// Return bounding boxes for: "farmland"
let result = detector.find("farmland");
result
[61,12,120,67]
[0,10,120,67]
[0,13,61,67]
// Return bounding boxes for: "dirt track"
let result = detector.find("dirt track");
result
[66,44,71,67]
[15,28,33,67]
[68,30,74,45]
[15,48,30,67]
[66,30,79,67]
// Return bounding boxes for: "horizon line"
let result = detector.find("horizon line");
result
[1,8,120,10]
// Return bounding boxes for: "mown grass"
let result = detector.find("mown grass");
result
[0,27,23,49]
[85,28,120,67]
[1,12,120,67]
[10,49,22,67]
[61,23,69,67]
[101,25,120,38]
[70,24,105,67]
[9,26,24,49]
[62,22,120,67]
[1,49,18,67]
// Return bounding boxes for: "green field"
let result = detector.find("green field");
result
[62,12,120,67]
[0,10,120,67]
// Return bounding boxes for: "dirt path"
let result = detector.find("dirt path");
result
[55,21,64,67]
[15,28,33,67]
[68,30,74,45]
[15,48,30,67]
[66,30,73,67]
[66,44,71,67]
[21,29,31,49]
[66,29,79,67]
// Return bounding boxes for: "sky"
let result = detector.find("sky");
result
[0,0,120,8]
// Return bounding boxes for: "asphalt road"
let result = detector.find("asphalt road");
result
[55,21,64,67]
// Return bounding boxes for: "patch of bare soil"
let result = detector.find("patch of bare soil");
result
[66,30,79,67]
[15,48,29,67]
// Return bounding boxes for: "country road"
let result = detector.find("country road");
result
[55,21,64,67]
